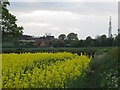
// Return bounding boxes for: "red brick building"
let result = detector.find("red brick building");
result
[35,36,54,47]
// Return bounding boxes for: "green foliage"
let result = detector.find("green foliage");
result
[1,1,23,41]
[67,33,78,41]
[2,47,98,54]
[2,42,14,48]
[99,48,118,88]
[76,48,119,88]
[51,33,118,48]
[69,40,79,47]
[85,36,93,47]
[51,39,66,47]
[58,34,66,40]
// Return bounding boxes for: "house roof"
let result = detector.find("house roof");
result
[18,40,35,43]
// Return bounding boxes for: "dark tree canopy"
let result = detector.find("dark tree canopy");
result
[51,33,118,48]
[58,34,66,40]
[1,1,23,41]
[85,36,93,47]
[67,33,78,41]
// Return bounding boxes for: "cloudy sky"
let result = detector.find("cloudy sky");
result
[8,0,118,39]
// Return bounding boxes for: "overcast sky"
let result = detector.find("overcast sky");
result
[8,0,118,39]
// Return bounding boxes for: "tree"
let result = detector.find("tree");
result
[51,39,66,47]
[67,33,78,41]
[99,35,107,46]
[85,36,93,47]
[93,39,98,47]
[1,1,23,41]
[113,35,118,46]
[58,34,66,40]
[79,40,85,47]
[106,38,114,46]
[70,40,79,47]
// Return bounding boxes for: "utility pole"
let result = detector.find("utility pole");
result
[118,29,120,35]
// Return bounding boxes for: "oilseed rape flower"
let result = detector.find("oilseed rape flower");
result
[2,52,91,88]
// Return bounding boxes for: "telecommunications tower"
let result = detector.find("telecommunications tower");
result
[108,16,112,38]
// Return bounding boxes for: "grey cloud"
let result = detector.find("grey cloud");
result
[8,2,117,16]
[8,2,118,39]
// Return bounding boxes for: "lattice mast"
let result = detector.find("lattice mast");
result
[108,16,112,38]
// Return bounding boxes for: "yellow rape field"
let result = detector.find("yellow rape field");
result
[2,52,91,88]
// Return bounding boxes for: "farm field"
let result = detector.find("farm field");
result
[1,0,119,89]
[1,47,119,88]
[2,52,91,88]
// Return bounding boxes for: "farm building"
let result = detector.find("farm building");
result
[35,36,54,47]
[18,35,55,47]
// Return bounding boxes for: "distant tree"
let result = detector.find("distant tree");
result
[58,34,66,40]
[51,39,56,47]
[106,38,114,46]
[58,40,66,47]
[79,40,85,47]
[67,33,78,41]
[92,39,99,47]
[45,33,51,37]
[114,35,118,46]
[101,35,107,39]
[1,1,23,41]
[95,35,100,39]
[85,36,93,47]
[70,40,79,47]
[51,39,66,47]
[99,35,107,46]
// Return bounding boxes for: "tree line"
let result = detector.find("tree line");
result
[51,33,119,47]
